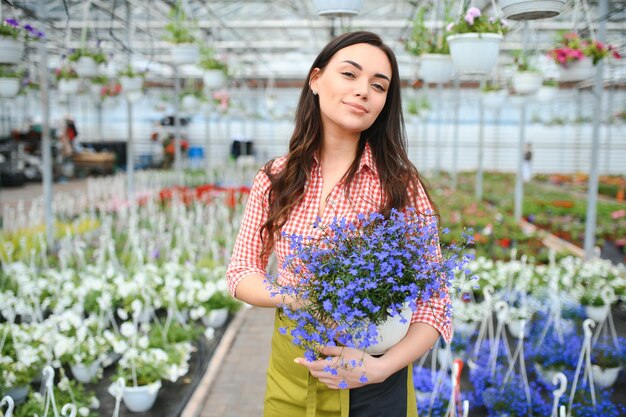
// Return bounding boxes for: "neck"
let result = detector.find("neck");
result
[319,133,359,168]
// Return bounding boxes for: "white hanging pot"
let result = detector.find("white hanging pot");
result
[203,70,226,89]
[75,56,99,78]
[357,305,413,355]
[0,37,24,64]
[6,385,30,405]
[584,304,609,323]
[120,76,143,93]
[0,77,20,98]
[313,0,363,17]
[70,361,101,383]
[170,43,199,65]
[500,0,566,20]
[512,71,543,95]
[90,83,104,99]
[591,365,622,388]
[419,53,454,84]
[447,33,503,75]
[452,318,478,337]
[533,363,560,384]
[181,95,201,112]
[481,90,508,108]
[506,318,529,338]
[202,307,229,328]
[535,85,558,102]
[58,78,80,94]
[558,57,594,82]
[122,380,162,413]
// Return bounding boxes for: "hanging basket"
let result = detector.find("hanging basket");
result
[500,0,566,20]
[58,79,80,95]
[419,54,454,84]
[170,43,199,65]
[0,77,20,98]
[122,381,162,413]
[203,70,226,89]
[447,33,503,75]
[591,365,622,388]
[481,90,508,108]
[181,95,201,112]
[120,76,143,93]
[511,71,543,95]
[558,57,594,82]
[535,85,558,102]
[313,0,363,17]
[0,37,24,64]
[74,56,99,78]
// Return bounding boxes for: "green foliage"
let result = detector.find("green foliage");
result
[164,1,197,44]
[198,47,228,71]
[405,7,450,56]
[68,48,108,64]
[447,7,509,36]
[511,50,540,73]
[117,65,143,78]
[481,82,504,93]
[0,64,23,78]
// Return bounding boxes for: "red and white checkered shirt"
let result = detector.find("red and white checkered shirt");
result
[226,143,452,343]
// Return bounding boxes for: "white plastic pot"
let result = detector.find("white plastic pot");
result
[453,318,479,337]
[203,70,226,89]
[122,381,161,413]
[0,77,20,98]
[313,0,363,17]
[447,33,503,75]
[120,76,143,93]
[481,90,508,108]
[419,54,454,84]
[181,95,201,112]
[170,43,199,65]
[202,307,229,328]
[6,385,29,405]
[360,305,413,355]
[591,365,622,388]
[70,361,101,383]
[558,57,594,82]
[75,56,99,78]
[500,0,566,20]
[512,71,543,95]
[535,86,558,103]
[506,318,529,338]
[58,79,80,94]
[584,304,610,323]
[0,37,24,64]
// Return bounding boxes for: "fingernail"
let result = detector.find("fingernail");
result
[294,358,301,365]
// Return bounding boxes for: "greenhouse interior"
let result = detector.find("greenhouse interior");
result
[0,0,625,416]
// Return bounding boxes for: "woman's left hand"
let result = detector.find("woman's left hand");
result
[294,346,388,389]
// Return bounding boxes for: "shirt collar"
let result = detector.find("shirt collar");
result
[311,142,378,176]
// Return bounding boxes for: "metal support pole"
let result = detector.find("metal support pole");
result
[475,78,485,200]
[451,77,460,190]
[174,65,182,183]
[584,0,608,259]
[514,101,527,221]
[604,70,614,174]
[205,112,211,175]
[126,1,134,201]
[38,1,53,249]
[435,82,443,174]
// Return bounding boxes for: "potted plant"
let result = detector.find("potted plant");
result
[198,46,227,89]
[313,0,363,17]
[0,18,25,64]
[197,286,241,328]
[536,78,559,102]
[548,32,622,82]
[68,48,108,78]
[590,338,625,388]
[481,81,507,108]
[54,65,80,94]
[117,66,144,93]
[164,1,199,65]
[405,7,454,84]
[579,285,615,323]
[510,51,543,95]
[499,0,566,21]
[0,64,22,98]
[446,7,508,75]
[89,74,108,98]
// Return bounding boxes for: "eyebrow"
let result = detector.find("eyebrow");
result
[341,60,390,82]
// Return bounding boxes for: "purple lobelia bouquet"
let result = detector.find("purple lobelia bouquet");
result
[268,208,473,378]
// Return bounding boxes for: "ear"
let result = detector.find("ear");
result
[309,67,321,93]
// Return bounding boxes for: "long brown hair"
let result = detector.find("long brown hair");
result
[260,31,437,257]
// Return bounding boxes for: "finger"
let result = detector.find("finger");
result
[319,345,344,357]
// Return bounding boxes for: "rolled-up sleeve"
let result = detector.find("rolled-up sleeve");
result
[409,179,453,343]
[226,170,272,297]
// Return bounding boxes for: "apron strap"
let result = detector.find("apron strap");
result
[340,388,350,417]
[306,372,317,417]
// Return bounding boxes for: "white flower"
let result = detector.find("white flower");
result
[120,322,136,338]
[204,327,215,341]
[79,407,90,416]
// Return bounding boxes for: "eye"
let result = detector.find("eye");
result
[372,83,386,92]
[341,71,356,78]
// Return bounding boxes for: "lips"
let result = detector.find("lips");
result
[343,101,368,113]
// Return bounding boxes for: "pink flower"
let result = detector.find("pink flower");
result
[611,209,626,219]
[464,15,475,25]
[446,22,454,32]
[467,7,481,18]
[500,19,509,27]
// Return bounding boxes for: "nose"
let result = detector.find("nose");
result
[354,81,368,100]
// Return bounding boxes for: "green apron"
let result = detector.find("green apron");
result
[263,309,419,417]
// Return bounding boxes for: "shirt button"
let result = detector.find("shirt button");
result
[329,199,336,206]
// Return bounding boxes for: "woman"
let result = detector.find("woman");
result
[226,31,451,417]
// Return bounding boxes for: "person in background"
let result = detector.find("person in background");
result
[523,142,533,183]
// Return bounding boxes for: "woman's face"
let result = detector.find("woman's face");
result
[310,43,391,138]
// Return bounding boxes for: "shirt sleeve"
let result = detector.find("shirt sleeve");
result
[226,170,272,297]
[408,179,453,343]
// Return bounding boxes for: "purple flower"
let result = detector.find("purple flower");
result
[5,18,19,28]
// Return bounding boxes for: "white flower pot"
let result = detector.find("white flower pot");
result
[75,56,99,78]
[584,304,610,323]
[58,79,80,94]
[482,90,507,108]
[122,381,161,413]
[534,363,560,384]
[170,43,199,65]
[447,33,503,75]
[71,361,101,383]
[181,95,201,112]
[203,70,226,89]
[90,83,104,99]
[419,54,454,84]
[6,385,29,405]
[120,76,143,93]
[558,57,594,82]
[506,318,529,338]
[0,37,24,64]
[202,307,229,328]
[512,72,543,95]
[362,305,412,355]
[535,86,558,102]
[500,0,566,20]
[0,77,20,98]
[591,365,622,388]
[313,0,363,17]
[453,319,478,337]
[437,347,453,368]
